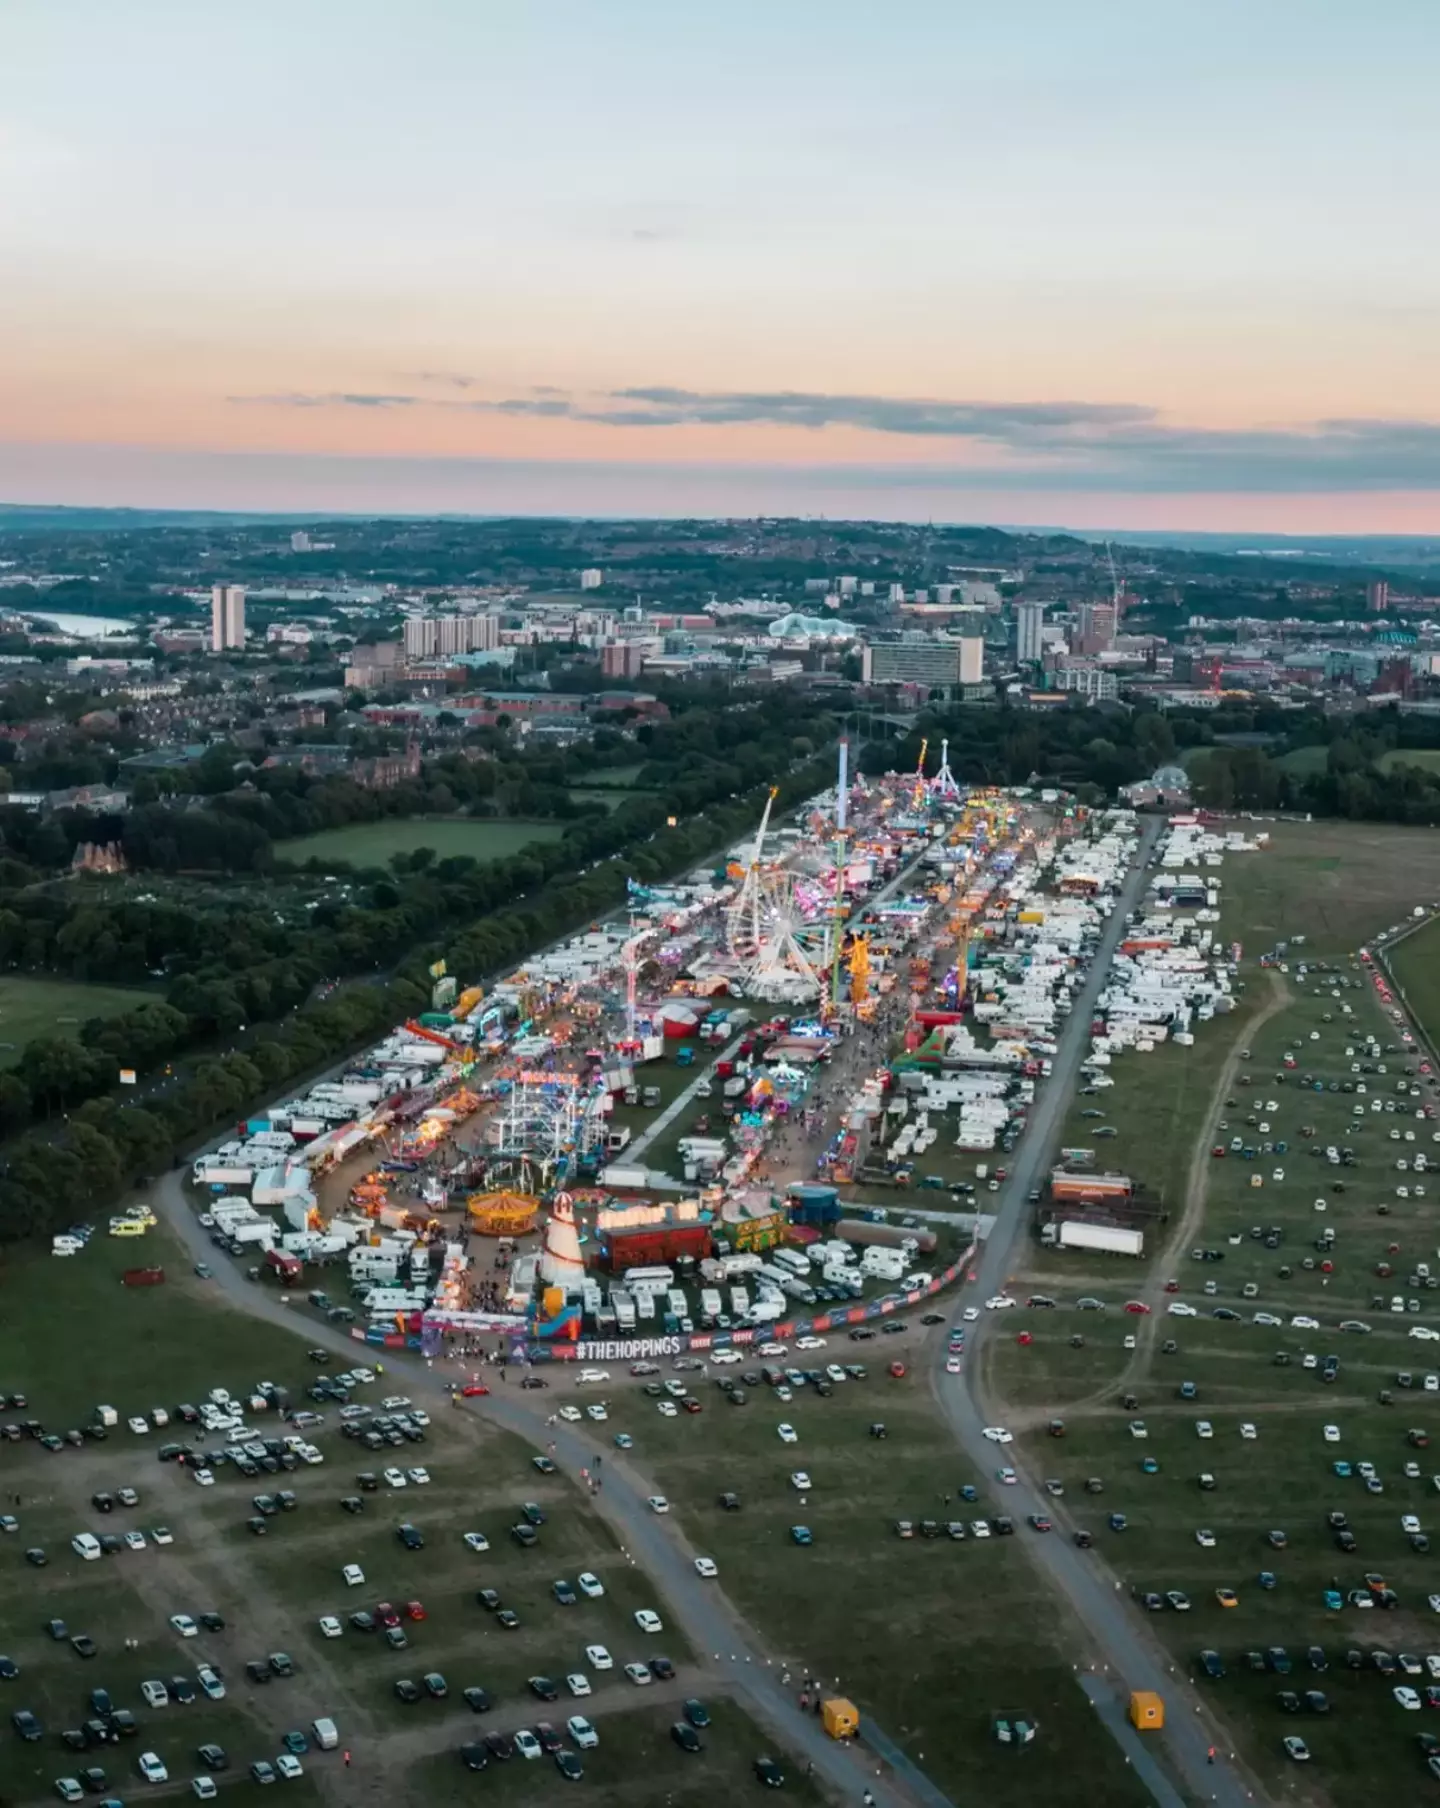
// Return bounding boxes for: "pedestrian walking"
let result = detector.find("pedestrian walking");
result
[343,1750,351,1769]
[800,1693,809,1712]
[1207,1747,1215,1765]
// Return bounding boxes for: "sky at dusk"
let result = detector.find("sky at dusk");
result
[3,0,1438,530]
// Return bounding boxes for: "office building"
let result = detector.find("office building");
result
[210,584,246,652]
[403,613,500,659]
[837,575,857,596]
[862,638,967,689]
[1017,600,1045,663]
[579,568,604,590]
[1056,663,1118,700]
[887,583,906,604]
[601,640,647,680]
[958,637,984,685]
[290,530,312,552]
[1073,602,1116,656]
[1367,579,1390,614]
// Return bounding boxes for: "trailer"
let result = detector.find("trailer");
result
[1042,1220,1145,1258]
[265,1249,302,1286]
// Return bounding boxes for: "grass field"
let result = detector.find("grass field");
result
[274,819,565,869]
[1378,748,1440,776]
[1274,745,1330,777]
[0,1230,830,1807]
[1386,915,1440,1057]
[989,818,1440,1804]
[637,1368,1153,1808]
[0,976,151,1064]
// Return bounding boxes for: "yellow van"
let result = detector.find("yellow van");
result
[109,1219,147,1238]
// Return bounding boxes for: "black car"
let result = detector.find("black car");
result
[483,1730,515,1760]
[555,1750,583,1780]
[476,1589,501,1612]
[340,1496,364,1515]
[394,1680,422,1703]
[245,1661,271,1685]
[0,1657,16,1680]
[552,1580,576,1606]
[78,1766,107,1792]
[521,1502,546,1526]
[458,1741,488,1771]
[496,1610,520,1630]
[198,1743,228,1770]
[684,1698,710,1728]
[71,1635,97,1659]
[650,1656,676,1681]
[108,1710,136,1737]
[92,1492,114,1513]
[268,1654,294,1679]
[350,1612,377,1633]
[11,1709,41,1740]
[718,1492,742,1511]
[671,1721,703,1753]
[45,1619,68,1641]
[356,1472,380,1491]
[462,1686,491,1714]
[754,1756,785,1788]
[529,1676,559,1702]
[532,1456,557,1474]
[169,1675,197,1704]
[397,1523,424,1550]
[423,1673,447,1699]
[199,1612,224,1633]
[510,1524,538,1548]
[535,1721,563,1755]
[1199,1650,1224,1679]
[24,1548,46,1567]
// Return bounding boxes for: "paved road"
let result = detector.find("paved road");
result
[156,1168,941,1808]
[928,816,1255,1808]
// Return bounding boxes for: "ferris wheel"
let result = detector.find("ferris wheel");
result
[725,794,831,1001]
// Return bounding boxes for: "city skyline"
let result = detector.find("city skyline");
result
[4,0,1438,531]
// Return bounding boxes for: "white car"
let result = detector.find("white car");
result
[196,1665,224,1700]
[382,1468,407,1488]
[1166,1303,1197,1317]
[380,1396,412,1411]
[824,1364,847,1384]
[657,1401,678,1418]
[558,1406,582,1423]
[577,1370,610,1385]
[128,1417,150,1435]
[1411,1326,1440,1341]
[463,1532,490,1553]
[971,1520,991,1538]
[124,1530,146,1552]
[1239,1423,1257,1440]
[406,1467,431,1485]
[1291,1315,1320,1329]
[982,1427,1013,1444]
[585,1645,613,1671]
[946,1357,962,1374]
[192,1778,218,1800]
[963,1308,980,1322]
[318,1616,342,1639]
[276,1755,303,1780]
[1430,1594,1440,1614]
[1195,1529,1216,1548]
[1403,1514,1423,1535]
[193,1469,215,1488]
[634,1609,663,1633]
[577,1572,604,1599]
[623,1662,652,1686]
[1395,1685,1422,1710]
[1323,1424,1341,1443]
[1252,1313,1282,1328]
[777,1423,798,1444]
[514,1730,542,1761]
[790,1471,812,1492]
[565,1673,592,1697]
[169,1614,198,1639]
[141,1680,169,1709]
[986,1295,1017,1310]
[757,1344,788,1359]
[567,1714,599,1749]
[647,1496,669,1514]
[694,1557,718,1578]
[710,1352,743,1367]
[1196,1421,1214,1439]
[586,1405,607,1422]
[795,1336,826,1352]
[342,1564,365,1587]
[151,1527,174,1545]
[138,1753,168,1784]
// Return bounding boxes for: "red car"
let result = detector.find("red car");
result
[1016,1331,1033,1346]
[1123,1301,1151,1315]
[888,1361,907,1379]
[405,1599,426,1621]
[681,1398,703,1414]
[377,1602,400,1628]
[460,1384,490,1398]
[1162,1279,1180,1293]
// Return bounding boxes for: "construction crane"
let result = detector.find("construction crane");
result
[1105,541,1123,617]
